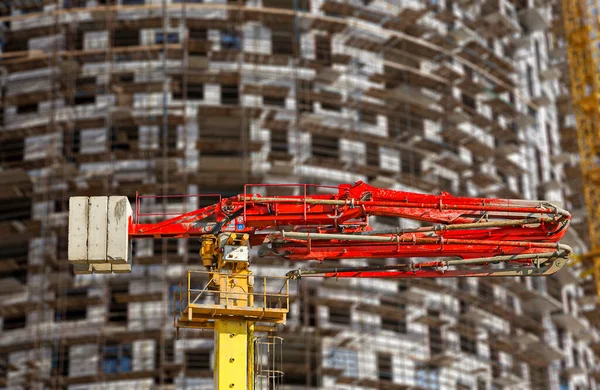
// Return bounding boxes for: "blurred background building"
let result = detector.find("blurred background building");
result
[0,0,596,389]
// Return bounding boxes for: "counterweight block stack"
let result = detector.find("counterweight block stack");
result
[68,196,132,274]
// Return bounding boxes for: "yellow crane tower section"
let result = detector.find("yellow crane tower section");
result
[174,233,289,390]
[562,0,600,301]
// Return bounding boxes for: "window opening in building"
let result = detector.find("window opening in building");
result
[221,84,240,105]
[329,305,351,325]
[16,103,37,114]
[271,30,294,56]
[415,367,440,390]
[264,96,286,107]
[51,344,69,377]
[185,348,211,376]
[428,325,443,355]
[0,355,8,386]
[271,130,288,153]
[459,332,477,355]
[326,348,358,378]
[377,352,393,381]
[155,32,179,44]
[154,339,176,384]
[56,287,88,321]
[187,83,205,100]
[3,315,26,331]
[221,30,241,50]
[114,29,140,46]
[311,134,339,159]
[103,343,133,374]
[108,283,128,326]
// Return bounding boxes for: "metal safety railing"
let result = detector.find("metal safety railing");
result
[255,336,284,390]
[173,270,290,323]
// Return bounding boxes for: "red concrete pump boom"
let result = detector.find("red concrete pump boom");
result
[67,181,573,389]
[127,182,571,279]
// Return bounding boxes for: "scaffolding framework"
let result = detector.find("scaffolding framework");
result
[0,0,596,389]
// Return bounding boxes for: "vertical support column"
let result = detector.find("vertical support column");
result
[214,319,248,390]
[213,248,255,388]
[247,323,254,390]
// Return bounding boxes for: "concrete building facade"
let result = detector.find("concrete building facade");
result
[0,0,596,389]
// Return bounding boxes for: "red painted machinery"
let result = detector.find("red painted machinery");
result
[128,181,572,279]
[68,181,573,389]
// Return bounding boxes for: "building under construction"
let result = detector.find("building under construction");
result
[0,0,597,389]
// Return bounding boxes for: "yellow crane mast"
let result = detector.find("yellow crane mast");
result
[562,0,600,300]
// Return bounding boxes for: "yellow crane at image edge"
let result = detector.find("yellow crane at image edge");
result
[562,0,600,300]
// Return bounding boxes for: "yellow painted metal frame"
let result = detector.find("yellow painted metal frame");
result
[214,320,249,390]
[173,268,289,389]
[563,0,600,301]
[171,234,290,388]
[175,270,289,326]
